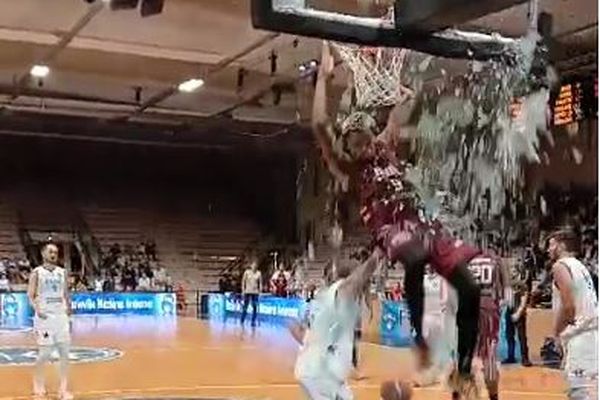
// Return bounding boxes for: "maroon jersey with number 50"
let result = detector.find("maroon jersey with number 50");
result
[467,254,503,304]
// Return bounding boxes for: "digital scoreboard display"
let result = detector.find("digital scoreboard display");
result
[553,82,584,126]
[552,77,597,126]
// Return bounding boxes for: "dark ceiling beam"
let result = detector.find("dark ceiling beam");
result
[130,32,280,117]
[394,0,531,33]
[11,2,105,100]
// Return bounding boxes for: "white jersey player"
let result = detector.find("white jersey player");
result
[548,230,598,400]
[289,249,382,400]
[27,243,73,400]
[417,268,457,386]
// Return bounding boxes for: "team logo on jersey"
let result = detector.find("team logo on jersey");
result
[0,346,122,366]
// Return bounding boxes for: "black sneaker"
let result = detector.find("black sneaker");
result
[502,358,516,364]
[522,359,533,367]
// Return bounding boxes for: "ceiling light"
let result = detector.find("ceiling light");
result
[30,65,50,78]
[177,78,204,93]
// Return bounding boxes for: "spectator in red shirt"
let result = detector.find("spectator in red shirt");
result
[270,264,289,298]
[390,281,404,302]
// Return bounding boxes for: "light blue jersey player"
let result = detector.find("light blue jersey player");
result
[289,249,382,400]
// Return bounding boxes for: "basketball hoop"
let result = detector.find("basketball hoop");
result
[331,7,413,109]
[332,42,413,109]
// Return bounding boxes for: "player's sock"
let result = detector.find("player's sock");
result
[57,342,70,395]
[34,346,52,394]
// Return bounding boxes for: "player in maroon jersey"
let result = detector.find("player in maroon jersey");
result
[449,253,508,400]
[312,42,481,396]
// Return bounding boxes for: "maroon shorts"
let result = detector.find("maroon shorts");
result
[380,223,479,278]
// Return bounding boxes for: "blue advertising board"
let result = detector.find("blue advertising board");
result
[0,292,176,326]
[0,292,32,328]
[379,300,413,347]
[206,293,306,324]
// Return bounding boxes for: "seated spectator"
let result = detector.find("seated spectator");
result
[93,276,103,292]
[154,264,167,290]
[138,273,151,291]
[271,263,289,298]
[122,264,137,292]
[146,239,157,261]
[102,273,115,292]
[109,243,121,257]
[390,281,403,301]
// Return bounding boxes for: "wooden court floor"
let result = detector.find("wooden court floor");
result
[0,315,567,400]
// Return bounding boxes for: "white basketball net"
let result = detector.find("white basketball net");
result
[332,44,412,109]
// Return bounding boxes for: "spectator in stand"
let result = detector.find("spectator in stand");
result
[109,243,121,258]
[0,272,9,292]
[93,276,103,292]
[122,264,136,292]
[390,281,404,301]
[270,263,289,298]
[154,264,167,291]
[138,273,151,291]
[146,239,157,261]
[102,273,115,292]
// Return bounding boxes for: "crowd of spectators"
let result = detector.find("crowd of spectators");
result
[88,241,172,292]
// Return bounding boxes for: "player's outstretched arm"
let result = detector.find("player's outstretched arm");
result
[339,248,383,300]
[288,320,306,345]
[312,41,349,187]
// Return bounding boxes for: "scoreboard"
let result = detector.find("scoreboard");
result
[552,76,597,126]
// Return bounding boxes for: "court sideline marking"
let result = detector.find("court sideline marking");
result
[0,382,566,400]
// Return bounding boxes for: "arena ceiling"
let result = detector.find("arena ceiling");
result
[0,0,596,149]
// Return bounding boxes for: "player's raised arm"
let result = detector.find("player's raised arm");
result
[312,41,350,187]
[339,248,382,300]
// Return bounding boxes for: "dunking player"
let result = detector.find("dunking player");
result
[312,42,481,396]
[27,243,73,400]
[547,230,598,400]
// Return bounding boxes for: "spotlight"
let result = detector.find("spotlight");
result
[30,65,50,78]
[140,0,164,16]
[177,78,204,93]
[309,60,318,68]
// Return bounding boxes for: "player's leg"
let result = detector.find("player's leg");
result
[33,316,53,397]
[57,342,73,400]
[403,256,429,367]
[480,303,501,400]
[564,332,598,400]
[56,314,73,400]
[240,294,250,324]
[250,293,258,326]
[446,263,480,376]
[299,377,347,400]
[34,345,52,397]
[503,308,516,363]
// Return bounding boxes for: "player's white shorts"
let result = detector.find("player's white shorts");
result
[34,314,71,346]
[564,330,598,400]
